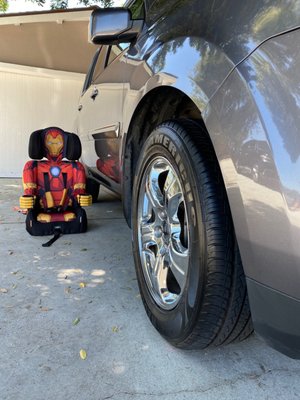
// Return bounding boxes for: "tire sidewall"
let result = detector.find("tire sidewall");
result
[132,124,207,345]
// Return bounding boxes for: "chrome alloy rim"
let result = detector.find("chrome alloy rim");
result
[137,157,190,310]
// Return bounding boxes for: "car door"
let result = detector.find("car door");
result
[77,44,127,184]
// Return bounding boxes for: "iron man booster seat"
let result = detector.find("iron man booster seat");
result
[20,127,92,240]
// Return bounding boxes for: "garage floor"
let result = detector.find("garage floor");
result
[0,178,299,400]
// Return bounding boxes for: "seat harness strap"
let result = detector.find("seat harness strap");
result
[43,172,69,211]
[59,173,68,210]
[42,228,62,247]
[43,172,55,209]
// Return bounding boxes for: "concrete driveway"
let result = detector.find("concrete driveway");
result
[0,178,299,400]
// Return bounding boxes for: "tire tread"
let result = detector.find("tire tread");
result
[159,119,252,349]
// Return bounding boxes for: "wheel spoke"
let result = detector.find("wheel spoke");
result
[169,233,189,291]
[149,252,168,300]
[164,169,181,198]
[143,249,156,281]
[145,168,164,211]
[141,191,153,222]
[140,222,156,249]
[164,169,183,223]
[171,225,188,255]
[167,194,183,223]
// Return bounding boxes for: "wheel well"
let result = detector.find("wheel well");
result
[122,86,203,226]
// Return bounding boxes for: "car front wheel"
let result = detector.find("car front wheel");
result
[132,119,253,349]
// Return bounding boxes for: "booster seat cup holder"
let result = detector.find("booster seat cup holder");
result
[20,127,92,244]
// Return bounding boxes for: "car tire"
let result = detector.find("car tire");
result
[86,177,100,203]
[132,119,253,349]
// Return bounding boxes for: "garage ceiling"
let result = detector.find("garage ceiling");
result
[0,8,98,73]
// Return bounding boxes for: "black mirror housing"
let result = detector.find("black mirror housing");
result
[89,8,143,45]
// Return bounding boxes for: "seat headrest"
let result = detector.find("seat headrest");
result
[28,127,82,161]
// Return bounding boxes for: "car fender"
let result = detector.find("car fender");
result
[122,36,235,134]
[204,30,300,302]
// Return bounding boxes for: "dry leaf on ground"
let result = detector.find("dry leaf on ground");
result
[79,349,87,360]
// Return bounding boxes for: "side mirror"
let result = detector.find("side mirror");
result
[89,8,143,45]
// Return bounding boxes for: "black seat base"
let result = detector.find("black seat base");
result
[26,207,87,236]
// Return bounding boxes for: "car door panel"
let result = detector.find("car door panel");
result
[86,46,127,183]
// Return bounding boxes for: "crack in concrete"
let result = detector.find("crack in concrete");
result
[99,367,300,399]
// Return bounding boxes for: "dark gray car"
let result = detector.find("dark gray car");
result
[76,0,300,358]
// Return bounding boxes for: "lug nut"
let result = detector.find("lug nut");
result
[160,246,168,256]
[154,226,163,238]
[159,211,167,220]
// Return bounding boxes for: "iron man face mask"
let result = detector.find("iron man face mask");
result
[45,130,64,158]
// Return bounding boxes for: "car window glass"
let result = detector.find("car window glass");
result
[106,44,125,67]
[91,45,127,85]
[81,49,98,94]
[146,0,176,25]
[119,42,130,51]
[129,0,145,19]
[91,46,108,85]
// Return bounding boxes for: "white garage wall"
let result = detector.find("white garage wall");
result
[0,63,84,177]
